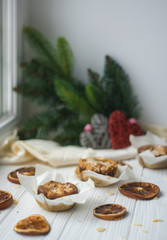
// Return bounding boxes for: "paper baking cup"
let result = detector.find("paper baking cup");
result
[18,164,94,211]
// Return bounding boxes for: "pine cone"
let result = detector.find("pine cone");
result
[80,114,111,149]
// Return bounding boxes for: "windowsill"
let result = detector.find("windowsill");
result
[0,0,20,142]
[0,117,19,143]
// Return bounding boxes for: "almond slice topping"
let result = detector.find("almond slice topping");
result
[8,166,35,184]
[94,203,126,221]
[132,223,142,226]
[13,199,19,204]
[96,227,106,232]
[107,192,114,196]
[0,190,13,210]
[14,215,50,235]
[140,229,148,233]
[119,182,160,200]
[152,219,163,222]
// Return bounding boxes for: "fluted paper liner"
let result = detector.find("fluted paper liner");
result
[75,164,140,187]
[17,164,94,211]
[130,131,167,168]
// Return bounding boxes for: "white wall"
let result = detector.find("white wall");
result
[22,0,167,127]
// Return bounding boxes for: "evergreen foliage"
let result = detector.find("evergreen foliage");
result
[85,83,107,114]
[56,37,74,78]
[15,26,142,145]
[23,27,62,75]
[101,56,141,118]
[54,77,95,120]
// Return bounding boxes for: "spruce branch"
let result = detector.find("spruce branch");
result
[54,77,95,119]
[55,119,85,145]
[56,37,74,78]
[85,83,107,114]
[23,26,63,76]
[88,69,101,87]
[103,55,141,118]
[18,108,73,140]
[20,60,53,84]
[14,60,61,106]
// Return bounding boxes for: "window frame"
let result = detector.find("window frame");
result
[0,0,19,137]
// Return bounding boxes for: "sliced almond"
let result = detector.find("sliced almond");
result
[120,237,127,240]
[14,215,50,235]
[13,199,19,204]
[140,229,148,233]
[96,227,106,232]
[132,223,142,226]
[107,192,114,196]
[153,197,159,200]
[94,203,126,221]
[152,219,163,222]
[0,190,13,210]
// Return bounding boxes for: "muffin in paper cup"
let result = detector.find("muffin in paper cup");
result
[75,157,140,187]
[17,164,94,211]
[130,131,167,169]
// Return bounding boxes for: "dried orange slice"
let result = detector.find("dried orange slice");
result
[14,215,50,235]
[0,190,13,210]
[119,182,160,200]
[8,166,35,184]
[94,204,126,220]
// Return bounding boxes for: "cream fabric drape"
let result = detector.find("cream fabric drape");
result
[0,130,137,167]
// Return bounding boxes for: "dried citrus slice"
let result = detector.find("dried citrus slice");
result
[8,166,35,184]
[14,215,50,235]
[0,190,13,210]
[94,204,126,220]
[119,182,160,200]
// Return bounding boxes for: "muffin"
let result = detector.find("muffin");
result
[75,157,119,186]
[38,181,78,199]
[138,145,167,157]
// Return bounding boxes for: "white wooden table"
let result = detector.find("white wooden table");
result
[0,159,166,240]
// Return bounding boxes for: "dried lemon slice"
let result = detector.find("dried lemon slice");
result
[0,190,13,210]
[14,215,50,235]
[119,182,160,200]
[8,166,35,184]
[94,204,126,220]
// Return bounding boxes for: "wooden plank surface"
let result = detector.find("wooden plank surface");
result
[0,159,166,240]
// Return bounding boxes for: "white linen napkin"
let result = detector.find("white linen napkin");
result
[0,130,137,167]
